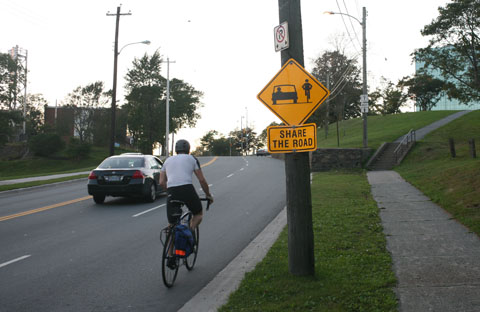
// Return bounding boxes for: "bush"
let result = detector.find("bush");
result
[28,133,65,157]
[65,138,91,160]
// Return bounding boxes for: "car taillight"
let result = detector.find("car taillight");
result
[132,170,144,179]
[88,171,97,180]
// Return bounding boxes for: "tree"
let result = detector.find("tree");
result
[0,52,25,111]
[258,121,280,148]
[415,0,480,104]
[399,74,445,111]
[197,130,232,156]
[229,127,259,155]
[64,81,109,143]
[20,93,48,137]
[0,110,22,146]
[308,50,362,133]
[124,52,203,154]
[370,78,408,115]
[124,84,164,154]
[168,78,203,135]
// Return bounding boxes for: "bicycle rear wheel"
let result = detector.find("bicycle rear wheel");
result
[162,229,179,287]
[185,226,199,270]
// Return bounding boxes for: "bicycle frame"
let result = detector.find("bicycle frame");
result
[161,198,211,287]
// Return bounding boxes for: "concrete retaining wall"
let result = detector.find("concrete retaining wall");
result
[310,148,373,172]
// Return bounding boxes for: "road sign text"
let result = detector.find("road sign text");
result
[268,123,317,153]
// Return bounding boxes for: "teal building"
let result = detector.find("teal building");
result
[415,58,480,111]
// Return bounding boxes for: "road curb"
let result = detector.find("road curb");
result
[179,206,287,312]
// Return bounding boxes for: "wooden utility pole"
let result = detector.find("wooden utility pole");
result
[278,0,315,276]
[107,6,131,156]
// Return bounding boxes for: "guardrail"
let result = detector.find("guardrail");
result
[394,129,416,164]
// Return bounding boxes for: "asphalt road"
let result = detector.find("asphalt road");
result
[0,156,286,312]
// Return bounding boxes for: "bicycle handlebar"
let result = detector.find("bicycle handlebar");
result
[200,198,212,211]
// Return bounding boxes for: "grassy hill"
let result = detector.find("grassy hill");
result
[317,111,457,149]
[0,146,123,180]
[316,109,479,235]
[221,111,478,311]
[396,110,480,235]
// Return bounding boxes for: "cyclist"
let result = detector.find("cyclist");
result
[159,139,213,231]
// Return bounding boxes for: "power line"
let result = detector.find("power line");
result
[342,0,362,49]
[335,0,361,54]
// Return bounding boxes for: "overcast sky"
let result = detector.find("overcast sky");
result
[1,0,449,149]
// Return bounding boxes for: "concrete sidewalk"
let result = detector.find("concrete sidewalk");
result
[395,110,472,142]
[0,171,91,186]
[368,171,480,311]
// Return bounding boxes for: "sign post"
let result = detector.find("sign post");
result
[257,1,330,276]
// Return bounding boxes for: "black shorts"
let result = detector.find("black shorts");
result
[166,184,202,224]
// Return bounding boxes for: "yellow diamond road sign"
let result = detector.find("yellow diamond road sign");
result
[257,58,330,126]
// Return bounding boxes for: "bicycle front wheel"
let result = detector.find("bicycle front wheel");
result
[185,226,199,270]
[162,230,179,287]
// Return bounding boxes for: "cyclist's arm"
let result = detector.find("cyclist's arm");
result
[159,171,167,190]
[194,169,213,203]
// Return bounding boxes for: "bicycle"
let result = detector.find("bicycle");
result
[160,198,211,288]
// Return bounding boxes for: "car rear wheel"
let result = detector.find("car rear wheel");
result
[93,194,105,204]
[145,181,156,202]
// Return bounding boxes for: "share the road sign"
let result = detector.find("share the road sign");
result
[267,123,317,153]
[257,58,330,126]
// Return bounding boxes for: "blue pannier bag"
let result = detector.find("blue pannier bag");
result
[174,225,194,258]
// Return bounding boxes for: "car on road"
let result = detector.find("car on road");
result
[87,153,165,204]
[256,148,270,156]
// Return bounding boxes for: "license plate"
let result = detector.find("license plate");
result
[106,175,122,182]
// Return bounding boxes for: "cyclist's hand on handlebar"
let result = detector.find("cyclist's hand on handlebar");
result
[206,194,214,204]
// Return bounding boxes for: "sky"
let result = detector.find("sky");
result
[1,0,449,150]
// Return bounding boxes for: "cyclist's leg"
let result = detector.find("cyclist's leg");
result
[166,190,182,257]
[166,190,182,225]
[191,210,203,230]
[182,184,203,230]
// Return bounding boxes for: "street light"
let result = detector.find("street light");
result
[162,58,176,157]
[109,40,150,156]
[325,7,368,148]
[119,40,151,54]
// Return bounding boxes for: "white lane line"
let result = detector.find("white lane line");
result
[227,173,234,178]
[132,204,165,218]
[0,255,31,269]
[240,168,245,171]
[199,184,213,192]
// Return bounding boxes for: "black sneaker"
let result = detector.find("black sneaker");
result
[167,257,177,269]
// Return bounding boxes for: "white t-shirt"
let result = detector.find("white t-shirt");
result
[161,154,201,188]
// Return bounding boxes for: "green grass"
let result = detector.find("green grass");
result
[318,111,458,149]
[396,110,480,236]
[219,171,398,312]
[0,174,89,192]
[0,146,127,180]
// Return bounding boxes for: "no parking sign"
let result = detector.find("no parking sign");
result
[274,22,289,52]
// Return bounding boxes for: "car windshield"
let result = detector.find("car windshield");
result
[98,157,144,169]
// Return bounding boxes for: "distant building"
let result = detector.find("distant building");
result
[44,105,75,140]
[44,105,129,146]
[415,50,480,111]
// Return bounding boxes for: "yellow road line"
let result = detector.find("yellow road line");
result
[1,157,218,222]
[201,156,218,168]
[0,195,92,222]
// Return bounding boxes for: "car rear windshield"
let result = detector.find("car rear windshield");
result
[98,157,144,169]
